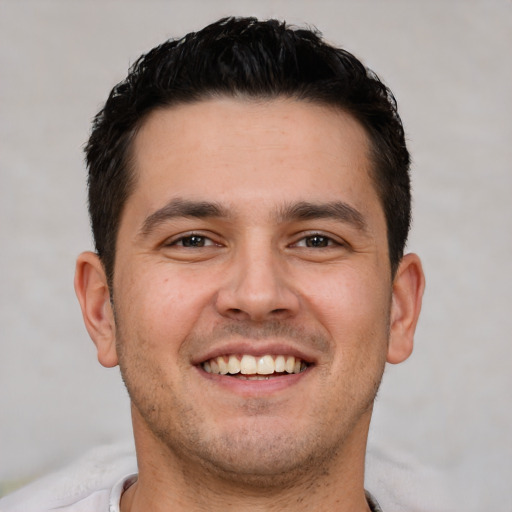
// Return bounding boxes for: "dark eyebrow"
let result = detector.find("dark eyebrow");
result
[276,201,368,232]
[139,198,229,237]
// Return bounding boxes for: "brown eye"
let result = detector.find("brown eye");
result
[173,235,216,247]
[182,235,206,247]
[305,235,331,248]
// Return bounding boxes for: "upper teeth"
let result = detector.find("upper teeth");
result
[202,354,306,376]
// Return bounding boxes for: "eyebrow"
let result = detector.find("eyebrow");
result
[276,201,368,232]
[139,198,229,237]
[138,198,368,239]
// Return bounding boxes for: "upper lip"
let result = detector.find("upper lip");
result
[191,340,319,366]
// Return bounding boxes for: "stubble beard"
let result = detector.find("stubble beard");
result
[115,318,386,490]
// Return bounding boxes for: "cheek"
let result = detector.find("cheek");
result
[115,264,219,352]
[304,267,391,347]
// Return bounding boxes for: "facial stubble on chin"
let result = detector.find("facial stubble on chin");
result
[114,314,388,488]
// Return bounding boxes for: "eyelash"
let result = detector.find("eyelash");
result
[291,233,343,249]
[164,232,345,250]
[166,233,220,248]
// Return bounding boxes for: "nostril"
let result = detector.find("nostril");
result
[227,308,247,318]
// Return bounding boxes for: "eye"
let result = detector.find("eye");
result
[304,235,331,248]
[169,234,218,248]
[293,234,340,248]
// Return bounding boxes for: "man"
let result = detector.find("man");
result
[1,16,424,512]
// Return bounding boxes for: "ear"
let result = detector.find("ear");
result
[387,253,425,364]
[74,251,118,368]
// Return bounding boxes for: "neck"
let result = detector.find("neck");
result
[121,408,373,512]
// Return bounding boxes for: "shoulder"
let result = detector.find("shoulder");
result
[365,444,455,512]
[0,444,137,512]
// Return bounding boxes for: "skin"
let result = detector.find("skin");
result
[75,97,424,512]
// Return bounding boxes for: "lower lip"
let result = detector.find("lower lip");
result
[196,366,311,396]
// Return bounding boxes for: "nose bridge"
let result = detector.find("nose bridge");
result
[216,231,298,321]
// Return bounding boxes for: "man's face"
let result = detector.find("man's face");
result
[111,98,396,480]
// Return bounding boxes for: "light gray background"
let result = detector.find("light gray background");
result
[1,1,511,510]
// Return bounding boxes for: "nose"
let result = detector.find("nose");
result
[215,241,300,322]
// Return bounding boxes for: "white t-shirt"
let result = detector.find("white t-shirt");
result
[1,473,383,512]
[1,442,453,511]
[0,445,137,512]
[0,474,136,512]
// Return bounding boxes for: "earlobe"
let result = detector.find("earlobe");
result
[74,251,118,368]
[387,253,425,364]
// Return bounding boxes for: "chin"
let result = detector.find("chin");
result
[166,418,343,487]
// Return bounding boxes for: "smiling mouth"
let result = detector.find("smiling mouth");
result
[201,354,309,380]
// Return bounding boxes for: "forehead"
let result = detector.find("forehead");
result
[127,97,383,223]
